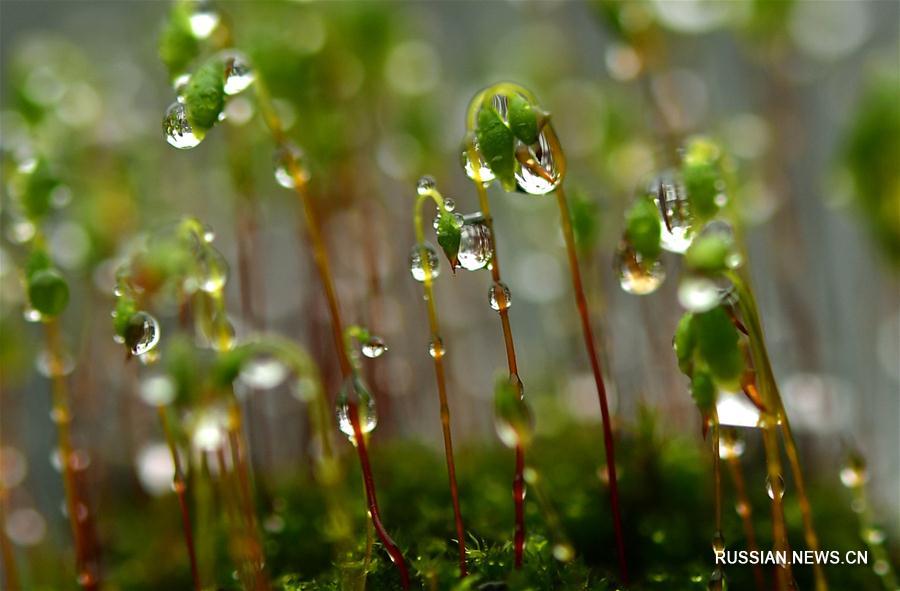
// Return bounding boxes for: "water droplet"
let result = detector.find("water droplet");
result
[514,131,561,195]
[360,336,387,359]
[202,225,215,243]
[707,567,725,591]
[712,530,725,554]
[188,1,220,38]
[192,409,227,452]
[240,357,288,389]
[552,543,574,562]
[678,275,727,312]
[766,474,785,500]
[409,242,440,282]
[614,242,665,295]
[461,139,496,184]
[488,281,511,311]
[35,349,75,378]
[124,311,160,356]
[839,456,868,488]
[427,337,444,359]
[873,559,889,576]
[442,197,456,212]
[136,443,175,496]
[335,375,377,445]
[863,527,885,545]
[416,175,436,196]
[163,102,203,149]
[223,51,255,96]
[196,247,228,294]
[457,214,493,272]
[735,500,750,518]
[718,430,745,460]
[651,172,694,253]
[139,374,176,406]
[273,142,310,189]
[9,220,36,244]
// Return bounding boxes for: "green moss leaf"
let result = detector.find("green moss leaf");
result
[684,233,731,274]
[508,94,539,145]
[682,138,723,222]
[113,296,138,338]
[435,210,462,269]
[673,312,695,375]
[28,268,69,317]
[692,306,744,387]
[475,105,516,191]
[158,2,199,79]
[690,370,715,413]
[184,59,226,131]
[21,159,59,221]
[625,195,662,260]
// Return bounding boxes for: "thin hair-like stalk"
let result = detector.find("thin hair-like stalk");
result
[722,431,766,591]
[414,187,469,577]
[252,77,410,589]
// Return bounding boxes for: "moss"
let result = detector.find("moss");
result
[184,59,226,131]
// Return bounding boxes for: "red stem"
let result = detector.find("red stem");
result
[513,445,526,569]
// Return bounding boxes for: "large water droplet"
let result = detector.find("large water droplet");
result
[335,375,377,445]
[488,281,511,311]
[125,312,160,356]
[457,213,493,272]
[766,474,785,500]
[409,242,440,282]
[712,530,725,554]
[416,175,436,196]
[651,172,694,253]
[163,102,203,149]
[360,336,387,359]
[274,142,310,189]
[614,242,665,295]
[514,131,561,195]
[222,51,255,96]
[461,140,496,184]
[239,357,288,389]
[188,1,220,39]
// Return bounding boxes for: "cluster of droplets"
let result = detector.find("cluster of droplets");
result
[614,241,665,295]
[335,374,377,446]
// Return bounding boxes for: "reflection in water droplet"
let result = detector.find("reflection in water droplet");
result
[766,474,785,500]
[409,242,440,282]
[458,214,493,272]
[442,197,456,212]
[416,175,436,196]
[718,430,745,460]
[335,375,377,445]
[461,140,496,184]
[614,242,665,295]
[125,312,161,356]
[189,1,220,38]
[514,131,561,195]
[223,51,255,95]
[163,102,203,149]
[239,357,288,389]
[361,336,387,359]
[428,337,444,359]
[488,281,511,311]
[274,142,310,189]
[651,172,694,253]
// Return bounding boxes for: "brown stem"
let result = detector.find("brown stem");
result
[253,78,407,585]
[45,320,99,591]
[554,183,629,583]
[158,406,201,591]
[725,450,766,591]
[0,486,21,591]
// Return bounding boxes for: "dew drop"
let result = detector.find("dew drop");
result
[188,1,220,39]
[409,242,440,282]
[192,410,227,452]
[442,197,456,212]
[488,281,511,311]
[124,311,160,357]
[461,140,496,184]
[863,527,885,545]
[718,430,745,460]
[163,102,203,149]
[427,337,444,359]
[839,457,868,488]
[135,443,175,497]
[766,474,785,500]
[35,349,75,378]
[416,175,436,196]
[651,172,694,253]
[514,131,561,195]
[678,275,723,312]
[614,242,665,295]
[457,214,493,272]
[223,51,255,96]
[711,530,725,554]
[139,374,176,407]
[274,142,310,189]
[873,559,889,576]
[360,336,387,359]
[335,375,377,445]
[5,508,47,547]
[239,357,288,389]
[23,307,43,323]
[196,247,228,294]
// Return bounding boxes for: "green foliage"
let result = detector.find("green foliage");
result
[684,233,730,274]
[27,268,69,317]
[568,188,601,254]
[625,195,662,260]
[184,59,226,130]
[691,307,743,387]
[159,2,199,78]
[25,249,52,279]
[681,137,724,222]
[476,104,516,191]
[843,70,900,266]
[689,370,715,413]
[508,94,539,145]
[673,312,695,374]
[112,295,137,337]
[435,210,462,268]
[20,159,60,220]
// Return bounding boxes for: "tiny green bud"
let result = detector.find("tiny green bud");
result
[693,306,744,387]
[681,137,724,222]
[475,104,516,191]
[113,296,138,338]
[28,268,69,317]
[508,94,539,145]
[673,312,696,375]
[691,370,716,413]
[684,233,731,274]
[159,2,199,79]
[21,159,59,221]
[435,210,462,268]
[625,195,662,260]
[184,59,226,131]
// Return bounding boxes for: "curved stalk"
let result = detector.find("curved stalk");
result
[252,76,409,588]
[464,91,526,568]
[45,320,99,591]
[414,189,468,577]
